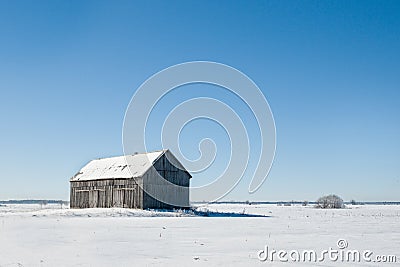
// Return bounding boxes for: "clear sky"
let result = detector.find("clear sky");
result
[0,0,399,201]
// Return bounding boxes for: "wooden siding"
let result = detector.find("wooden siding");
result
[70,179,143,209]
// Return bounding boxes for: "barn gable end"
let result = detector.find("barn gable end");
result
[142,150,191,209]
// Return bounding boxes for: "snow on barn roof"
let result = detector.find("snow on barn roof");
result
[70,150,166,181]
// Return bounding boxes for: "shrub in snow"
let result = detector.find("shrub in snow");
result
[315,194,344,209]
[40,200,48,209]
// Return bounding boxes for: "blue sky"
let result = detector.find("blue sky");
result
[0,0,399,201]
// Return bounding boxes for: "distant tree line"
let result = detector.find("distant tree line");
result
[0,200,69,205]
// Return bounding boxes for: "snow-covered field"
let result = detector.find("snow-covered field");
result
[0,204,399,266]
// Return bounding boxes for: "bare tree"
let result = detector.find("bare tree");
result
[315,195,344,209]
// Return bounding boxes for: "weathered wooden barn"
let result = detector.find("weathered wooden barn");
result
[70,150,191,209]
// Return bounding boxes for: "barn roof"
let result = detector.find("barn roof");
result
[70,150,166,181]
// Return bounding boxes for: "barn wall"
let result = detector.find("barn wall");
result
[70,178,143,209]
[143,151,190,209]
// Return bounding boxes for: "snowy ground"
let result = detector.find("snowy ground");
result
[0,204,399,266]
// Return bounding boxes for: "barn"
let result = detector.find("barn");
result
[70,149,191,209]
